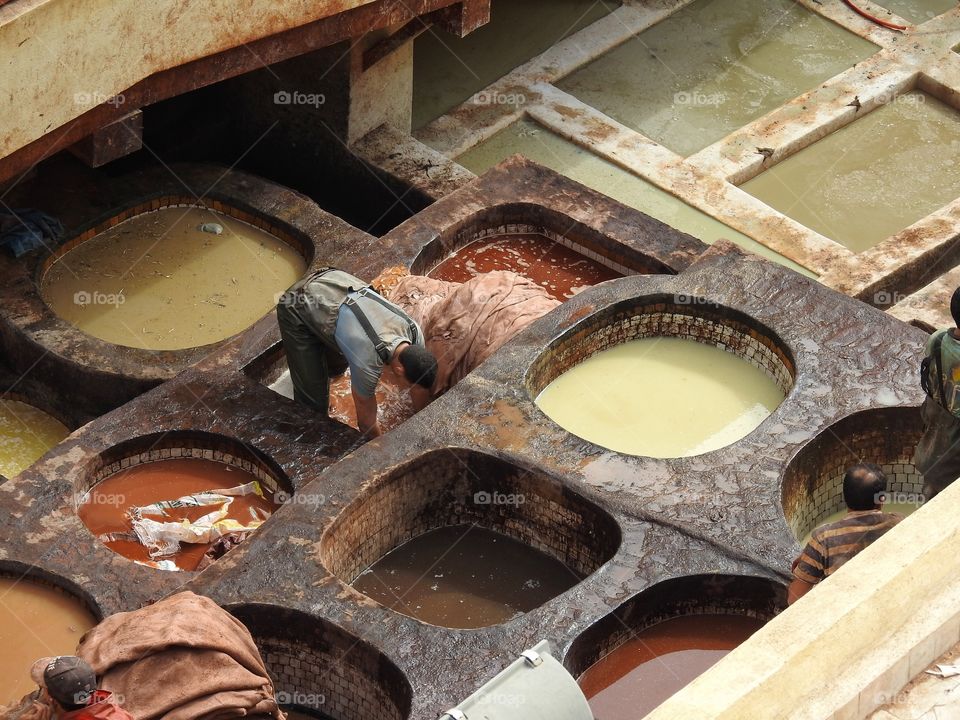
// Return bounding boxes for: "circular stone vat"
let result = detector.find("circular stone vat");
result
[0,394,69,479]
[40,205,306,351]
[782,406,926,543]
[320,448,621,629]
[77,432,290,571]
[566,574,785,720]
[0,570,99,704]
[526,296,794,457]
[230,605,412,720]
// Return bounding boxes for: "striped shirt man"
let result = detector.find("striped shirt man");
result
[792,509,903,585]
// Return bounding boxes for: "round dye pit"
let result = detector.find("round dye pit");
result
[579,614,764,720]
[782,407,926,544]
[351,524,580,629]
[0,398,69,479]
[566,575,785,720]
[0,576,97,704]
[428,233,622,300]
[231,605,412,720]
[41,206,306,350]
[528,300,793,458]
[321,449,620,629]
[536,337,784,457]
[78,442,288,571]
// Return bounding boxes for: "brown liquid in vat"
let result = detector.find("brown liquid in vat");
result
[429,234,621,300]
[351,524,581,629]
[579,614,764,719]
[77,459,279,571]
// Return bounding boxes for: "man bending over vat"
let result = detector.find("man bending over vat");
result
[788,463,902,605]
[915,286,960,500]
[276,268,438,439]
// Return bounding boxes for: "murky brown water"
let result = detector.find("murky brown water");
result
[77,458,279,571]
[351,525,580,629]
[579,614,765,719]
[0,578,96,704]
[41,207,305,350]
[429,233,621,300]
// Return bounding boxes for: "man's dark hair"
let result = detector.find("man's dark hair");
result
[952,286,960,327]
[400,345,438,390]
[843,462,886,511]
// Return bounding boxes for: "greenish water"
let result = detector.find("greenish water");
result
[457,118,816,277]
[875,0,956,23]
[413,0,619,129]
[742,91,960,253]
[556,0,877,156]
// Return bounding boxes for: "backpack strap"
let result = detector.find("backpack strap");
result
[342,290,418,364]
[921,332,948,407]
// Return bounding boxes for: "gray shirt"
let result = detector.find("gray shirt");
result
[334,289,424,397]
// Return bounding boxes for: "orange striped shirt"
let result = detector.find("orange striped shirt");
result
[793,510,903,584]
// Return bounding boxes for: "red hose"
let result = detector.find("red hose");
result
[841,0,909,31]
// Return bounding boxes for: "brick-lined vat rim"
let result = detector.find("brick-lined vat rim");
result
[228,602,414,720]
[780,404,926,542]
[361,156,707,280]
[0,561,104,623]
[317,446,623,628]
[74,429,292,572]
[562,572,787,680]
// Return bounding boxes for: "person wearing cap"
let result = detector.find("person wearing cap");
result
[30,657,132,720]
[276,267,438,438]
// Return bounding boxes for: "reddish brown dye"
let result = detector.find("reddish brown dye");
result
[77,458,279,571]
[579,614,765,719]
[351,524,580,629]
[429,233,622,300]
[328,371,414,432]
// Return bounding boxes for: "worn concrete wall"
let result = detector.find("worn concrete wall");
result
[347,27,414,142]
[0,0,385,159]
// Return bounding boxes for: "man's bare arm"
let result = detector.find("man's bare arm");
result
[353,390,382,439]
[787,577,814,605]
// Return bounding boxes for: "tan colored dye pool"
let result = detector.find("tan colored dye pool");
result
[556,0,877,157]
[536,337,784,457]
[457,118,816,277]
[41,207,306,350]
[0,578,96,704]
[742,91,960,253]
[0,399,69,479]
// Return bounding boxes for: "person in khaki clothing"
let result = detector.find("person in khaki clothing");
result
[276,268,437,438]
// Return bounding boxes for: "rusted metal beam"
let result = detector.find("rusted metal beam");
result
[0,0,489,186]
